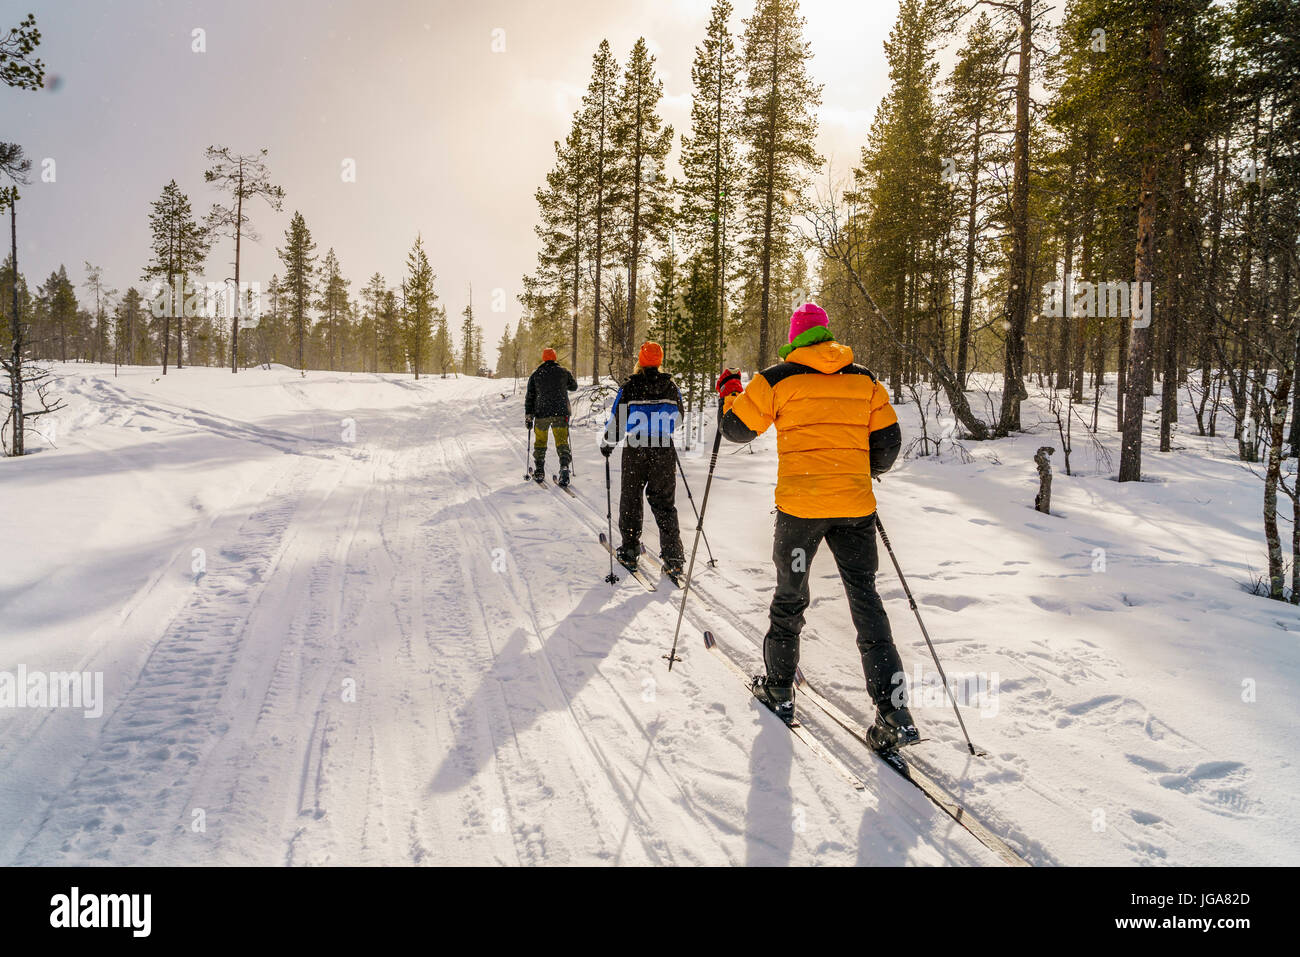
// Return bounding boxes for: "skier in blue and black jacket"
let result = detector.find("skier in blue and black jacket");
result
[600,341,685,578]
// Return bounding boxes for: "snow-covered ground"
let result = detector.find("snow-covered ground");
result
[0,362,1295,866]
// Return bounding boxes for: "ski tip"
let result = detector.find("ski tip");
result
[703,630,716,649]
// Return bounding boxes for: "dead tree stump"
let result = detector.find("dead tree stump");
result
[1034,446,1055,514]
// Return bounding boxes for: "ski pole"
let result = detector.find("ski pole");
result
[524,424,532,480]
[664,402,725,670]
[604,452,619,585]
[875,512,987,757]
[671,441,716,567]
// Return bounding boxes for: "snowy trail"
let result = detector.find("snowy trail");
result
[0,366,998,866]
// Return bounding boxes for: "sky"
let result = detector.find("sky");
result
[3,0,898,352]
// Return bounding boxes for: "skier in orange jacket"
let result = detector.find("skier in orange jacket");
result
[716,303,915,751]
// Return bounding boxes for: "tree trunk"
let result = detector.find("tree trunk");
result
[1056,222,1074,390]
[957,113,981,391]
[593,87,607,383]
[996,0,1033,435]
[713,43,725,373]
[231,164,244,374]
[756,24,780,371]
[8,203,23,455]
[571,193,581,371]
[1118,5,1166,483]
[1264,366,1293,599]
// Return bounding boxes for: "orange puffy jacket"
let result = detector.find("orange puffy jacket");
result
[721,340,901,519]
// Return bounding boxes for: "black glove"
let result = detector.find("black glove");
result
[600,442,614,458]
[525,416,534,430]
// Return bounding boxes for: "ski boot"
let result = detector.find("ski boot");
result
[751,675,795,725]
[557,464,571,488]
[615,545,640,574]
[533,464,547,485]
[662,557,684,585]
[867,705,920,752]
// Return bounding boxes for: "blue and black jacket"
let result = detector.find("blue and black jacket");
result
[603,368,683,449]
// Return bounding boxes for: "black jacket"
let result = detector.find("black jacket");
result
[525,361,578,419]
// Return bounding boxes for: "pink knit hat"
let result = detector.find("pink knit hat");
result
[788,302,829,342]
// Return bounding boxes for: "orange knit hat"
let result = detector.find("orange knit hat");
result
[542,347,557,362]
[637,341,664,368]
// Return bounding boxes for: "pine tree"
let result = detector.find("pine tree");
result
[648,236,680,355]
[40,267,77,363]
[461,292,480,376]
[680,0,741,370]
[81,262,110,364]
[276,211,317,374]
[315,248,350,371]
[613,37,674,368]
[990,0,1055,435]
[494,322,516,378]
[579,40,622,381]
[672,255,717,415]
[851,0,951,399]
[203,146,285,373]
[403,234,437,379]
[375,289,398,373]
[360,272,385,373]
[738,0,822,369]
[117,287,144,368]
[1,21,44,453]
[531,115,591,366]
[263,274,286,366]
[143,180,208,373]
[431,306,454,377]
[947,11,1007,389]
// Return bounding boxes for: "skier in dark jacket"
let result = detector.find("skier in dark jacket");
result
[715,303,915,751]
[525,348,578,486]
[600,342,686,579]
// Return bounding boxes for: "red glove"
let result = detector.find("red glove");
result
[716,369,743,399]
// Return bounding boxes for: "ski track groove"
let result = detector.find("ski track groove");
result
[9,456,325,864]
[436,423,665,864]
[453,412,737,865]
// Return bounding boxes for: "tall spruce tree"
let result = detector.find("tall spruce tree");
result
[532,116,592,366]
[362,272,386,373]
[613,37,674,367]
[276,210,317,375]
[315,248,349,372]
[403,235,437,379]
[579,40,622,381]
[680,0,741,371]
[143,180,207,373]
[739,0,822,369]
[947,11,1008,389]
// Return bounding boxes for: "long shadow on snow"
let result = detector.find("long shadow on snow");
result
[426,581,655,835]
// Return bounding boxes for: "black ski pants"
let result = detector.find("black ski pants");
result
[617,445,684,564]
[764,510,905,710]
